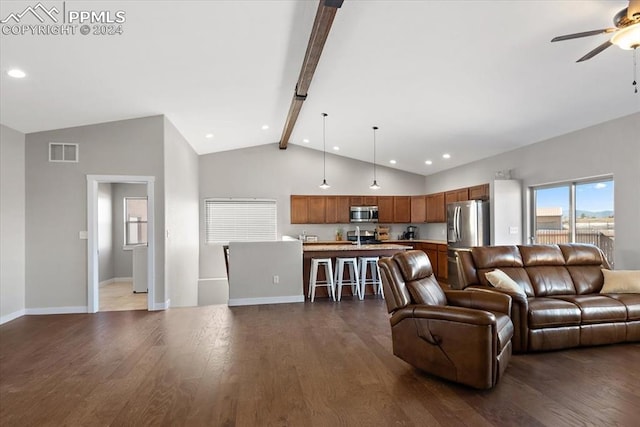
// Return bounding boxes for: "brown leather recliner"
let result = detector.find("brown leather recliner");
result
[378,250,513,389]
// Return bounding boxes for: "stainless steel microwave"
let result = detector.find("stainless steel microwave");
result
[350,206,378,223]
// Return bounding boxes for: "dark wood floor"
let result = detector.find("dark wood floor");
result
[1,299,639,426]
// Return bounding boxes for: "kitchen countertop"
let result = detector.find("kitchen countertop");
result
[303,243,413,252]
[303,239,447,246]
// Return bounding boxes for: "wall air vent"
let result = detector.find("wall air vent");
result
[49,143,78,162]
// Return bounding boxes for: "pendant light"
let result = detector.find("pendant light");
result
[369,126,381,190]
[319,113,330,189]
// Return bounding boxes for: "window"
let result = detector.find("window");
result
[532,177,614,265]
[124,197,148,247]
[205,199,277,243]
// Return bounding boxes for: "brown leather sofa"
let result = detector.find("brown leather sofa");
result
[378,250,513,389]
[456,243,640,353]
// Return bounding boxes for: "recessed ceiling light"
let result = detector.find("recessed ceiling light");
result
[389,160,397,164]
[442,153,451,159]
[303,138,309,143]
[261,125,269,130]
[425,160,433,165]
[7,69,26,78]
[333,146,340,151]
[205,133,214,139]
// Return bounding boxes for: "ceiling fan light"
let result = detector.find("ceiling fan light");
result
[611,23,640,50]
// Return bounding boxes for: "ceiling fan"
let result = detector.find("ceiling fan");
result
[551,0,640,62]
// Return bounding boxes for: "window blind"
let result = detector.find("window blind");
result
[205,199,277,243]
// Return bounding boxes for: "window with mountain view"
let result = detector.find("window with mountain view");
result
[532,177,614,266]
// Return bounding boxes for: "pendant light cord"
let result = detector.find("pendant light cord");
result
[633,47,638,94]
[373,126,378,181]
[322,113,327,179]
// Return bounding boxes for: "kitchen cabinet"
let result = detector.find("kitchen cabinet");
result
[426,192,445,223]
[337,196,350,223]
[437,244,448,281]
[445,188,469,205]
[393,196,411,223]
[290,196,308,224]
[325,196,338,224]
[422,243,439,278]
[469,183,489,200]
[410,196,426,223]
[350,196,377,206]
[308,196,326,223]
[377,196,394,223]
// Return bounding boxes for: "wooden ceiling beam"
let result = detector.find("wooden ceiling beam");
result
[279,0,343,150]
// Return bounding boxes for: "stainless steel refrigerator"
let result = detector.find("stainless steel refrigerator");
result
[447,200,490,288]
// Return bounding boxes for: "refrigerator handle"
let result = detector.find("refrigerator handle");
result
[453,206,457,241]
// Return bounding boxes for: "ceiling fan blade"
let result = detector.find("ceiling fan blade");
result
[551,28,615,42]
[576,40,613,62]
[629,0,640,20]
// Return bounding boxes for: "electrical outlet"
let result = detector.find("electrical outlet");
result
[273,275,279,284]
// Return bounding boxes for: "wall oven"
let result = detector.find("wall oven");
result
[350,206,378,223]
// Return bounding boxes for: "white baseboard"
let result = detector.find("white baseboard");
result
[0,308,26,325]
[25,306,88,315]
[153,299,170,310]
[228,295,304,307]
[99,277,133,287]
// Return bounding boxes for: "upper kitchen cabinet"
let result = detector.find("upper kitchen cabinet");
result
[469,183,490,200]
[377,196,394,223]
[393,196,411,223]
[290,195,308,224]
[350,196,377,206]
[410,196,426,223]
[426,192,445,223]
[308,196,326,223]
[325,196,338,224]
[445,188,469,205]
[336,196,350,223]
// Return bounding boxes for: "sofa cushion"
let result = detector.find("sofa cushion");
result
[528,297,581,328]
[471,246,523,269]
[601,270,640,293]
[526,266,577,296]
[567,266,605,294]
[607,294,640,320]
[485,269,526,297]
[559,244,607,266]
[519,245,565,266]
[552,295,627,323]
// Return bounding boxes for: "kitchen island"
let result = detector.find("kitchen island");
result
[302,243,413,300]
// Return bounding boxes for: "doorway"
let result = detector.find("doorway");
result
[87,175,157,313]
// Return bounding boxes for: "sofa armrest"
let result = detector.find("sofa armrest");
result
[445,289,512,316]
[390,304,496,327]
[466,285,529,353]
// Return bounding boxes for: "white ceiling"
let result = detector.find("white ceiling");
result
[1,0,639,176]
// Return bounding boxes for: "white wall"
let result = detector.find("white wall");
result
[228,240,303,306]
[97,183,113,283]
[25,116,167,310]
[164,118,199,307]
[198,143,427,280]
[0,125,26,323]
[423,113,640,269]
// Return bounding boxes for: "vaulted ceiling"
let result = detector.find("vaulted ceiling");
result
[1,1,638,175]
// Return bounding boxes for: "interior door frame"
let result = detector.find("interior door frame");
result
[87,175,157,313]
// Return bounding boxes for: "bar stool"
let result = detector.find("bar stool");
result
[334,257,361,301]
[309,258,335,302]
[359,256,384,299]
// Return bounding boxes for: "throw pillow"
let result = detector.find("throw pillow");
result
[600,270,640,293]
[485,269,526,297]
